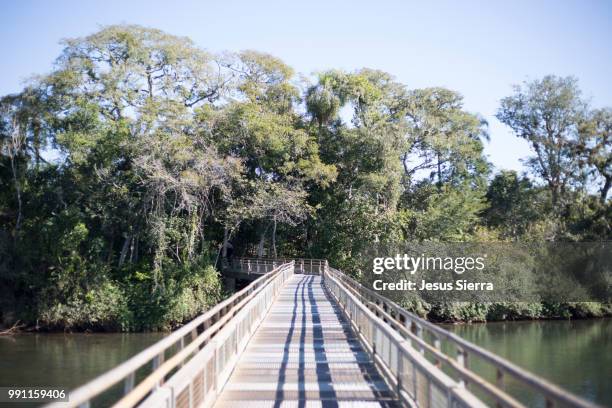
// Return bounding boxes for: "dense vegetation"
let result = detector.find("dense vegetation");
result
[0,25,610,330]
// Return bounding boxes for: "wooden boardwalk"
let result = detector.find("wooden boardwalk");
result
[214,274,399,408]
[52,261,598,408]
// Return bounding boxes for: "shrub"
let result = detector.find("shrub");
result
[39,280,131,331]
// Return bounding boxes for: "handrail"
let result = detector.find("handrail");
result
[229,257,327,275]
[46,262,294,408]
[44,260,599,408]
[323,268,487,408]
[231,257,326,262]
[325,267,600,408]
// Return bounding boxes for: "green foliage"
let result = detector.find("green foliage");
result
[402,87,490,187]
[418,302,611,323]
[577,108,612,202]
[40,280,132,331]
[427,303,489,323]
[485,303,545,321]
[400,185,486,241]
[36,262,222,331]
[126,262,222,331]
[484,171,546,239]
[0,25,609,330]
[497,76,586,210]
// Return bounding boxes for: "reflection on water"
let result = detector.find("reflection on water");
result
[0,333,164,407]
[0,320,610,407]
[443,319,612,407]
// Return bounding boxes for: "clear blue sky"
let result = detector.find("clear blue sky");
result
[2,0,611,173]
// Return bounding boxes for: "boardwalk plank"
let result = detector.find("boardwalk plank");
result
[214,275,400,408]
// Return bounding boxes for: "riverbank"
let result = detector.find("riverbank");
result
[401,300,612,323]
[0,264,225,333]
[2,301,611,333]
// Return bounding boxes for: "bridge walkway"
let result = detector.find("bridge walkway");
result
[215,274,399,408]
[49,261,599,408]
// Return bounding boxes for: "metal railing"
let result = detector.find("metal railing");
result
[324,267,599,408]
[46,259,599,408]
[229,257,327,275]
[46,262,294,408]
[324,267,486,408]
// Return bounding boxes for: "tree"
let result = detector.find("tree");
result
[401,88,489,188]
[303,70,408,269]
[242,183,310,257]
[209,51,335,257]
[3,24,610,330]
[0,86,54,233]
[0,25,237,329]
[577,108,612,203]
[497,76,587,209]
[44,25,238,286]
[308,69,406,208]
[0,99,27,232]
[305,81,341,133]
[484,171,543,239]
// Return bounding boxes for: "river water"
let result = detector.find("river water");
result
[0,333,165,407]
[444,319,612,407]
[0,320,610,407]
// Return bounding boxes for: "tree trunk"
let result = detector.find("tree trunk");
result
[436,152,442,189]
[9,156,22,232]
[257,230,265,257]
[131,234,139,263]
[222,226,229,258]
[600,176,611,203]
[550,183,559,210]
[272,215,277,259]
[118,234,131,267]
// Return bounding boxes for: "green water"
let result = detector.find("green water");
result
[443,319,612,407]
[0,333,164,407]
[0,321,610,407]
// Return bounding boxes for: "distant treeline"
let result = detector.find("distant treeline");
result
[0,25,609,330]
[364,242,611,322]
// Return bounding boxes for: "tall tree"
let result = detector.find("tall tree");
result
[577,108,612,203]
[401,87,489,188]
[210,51,335,256]
[40,24,239,287]
[497,76,587,209]
[304,70,407,268]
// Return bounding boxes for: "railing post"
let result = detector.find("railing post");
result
[433,335,441,367]
[123,372,135,395]
[397,347,403,395]
[495,368,505,408]
[152,352,165,388]
[456,346,466,388]
[411,322,425,355]
[179,336,186,367]
[202,319,211,347]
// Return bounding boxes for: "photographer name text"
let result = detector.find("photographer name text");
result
[372,254,493,292]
